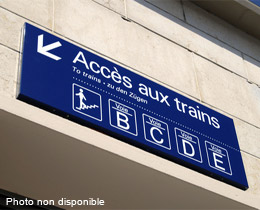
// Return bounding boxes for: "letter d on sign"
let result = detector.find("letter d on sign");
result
[183,140,195,157]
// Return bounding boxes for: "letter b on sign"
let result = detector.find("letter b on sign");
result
[109,99,137,136]
[116,112,130,130]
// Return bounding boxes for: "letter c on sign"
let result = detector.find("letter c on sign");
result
[150,127,164,144]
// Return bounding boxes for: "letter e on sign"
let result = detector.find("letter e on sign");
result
[205,141,232,175]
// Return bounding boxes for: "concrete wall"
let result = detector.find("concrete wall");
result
[0,0,260,209]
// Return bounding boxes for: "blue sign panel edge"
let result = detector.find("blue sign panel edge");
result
[249,0,260,7]
[17,23,248,190]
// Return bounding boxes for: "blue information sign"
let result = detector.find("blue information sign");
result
[18,23,248,190]
[249,0,260,7]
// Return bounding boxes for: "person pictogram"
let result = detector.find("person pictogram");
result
[75,88,87,110]
[75,88,99,110]
[73,83,102,121]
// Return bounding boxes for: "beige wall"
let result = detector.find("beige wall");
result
[0,0,260,209]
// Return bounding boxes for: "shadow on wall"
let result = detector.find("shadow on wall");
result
[132,0,260,72]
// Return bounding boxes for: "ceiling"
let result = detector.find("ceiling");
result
[192,0,260,39]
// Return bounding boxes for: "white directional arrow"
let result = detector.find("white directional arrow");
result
[37,34,62,61]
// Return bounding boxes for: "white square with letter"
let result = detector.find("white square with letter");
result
[205,141,232,175]
[175,128,202,163]
[142,114,171,150]
[109,99,137,136]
